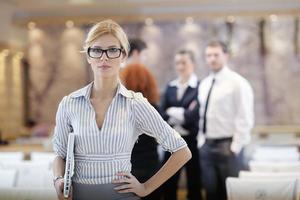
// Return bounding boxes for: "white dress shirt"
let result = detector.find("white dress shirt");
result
[169,73,198,101]
[198,66,254,154]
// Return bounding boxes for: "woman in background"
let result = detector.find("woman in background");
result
[160,49,202,200]
[121,39,162,199]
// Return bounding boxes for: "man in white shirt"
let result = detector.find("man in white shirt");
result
[198,41,254,200]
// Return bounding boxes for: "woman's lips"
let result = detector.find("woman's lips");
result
[98,65,112,70]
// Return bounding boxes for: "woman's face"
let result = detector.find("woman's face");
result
[174,53,194,79]
[87,34,126,79]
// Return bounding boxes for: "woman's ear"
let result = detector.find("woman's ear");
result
[121,53,127,63]
[87,56,92,64]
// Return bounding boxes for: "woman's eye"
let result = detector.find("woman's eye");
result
[93,48,103,53]
[108,48,118,53]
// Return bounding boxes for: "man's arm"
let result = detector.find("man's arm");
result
[231,80,254,154]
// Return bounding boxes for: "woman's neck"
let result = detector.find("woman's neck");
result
[92,77,119,99]
[179,73,192,85]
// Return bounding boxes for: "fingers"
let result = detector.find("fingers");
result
[112,172,144,195]
[56,182,73,200]
[58,193,65,200]
[112,172,134,184]
[117,188,134,193]
[112,178,131,184]
[114,183,132,191]
[115,172,133,178]
[68,186,73,200]
[55,181,64,200]
[113,172,135,192]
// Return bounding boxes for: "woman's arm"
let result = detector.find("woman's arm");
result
[113,93,192,197]
[113,146,191,197]
[53,155,65,180]
[144,146,191,193]
[52,97,73,199]
[53,156,71,200]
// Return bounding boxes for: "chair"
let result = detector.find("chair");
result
[252,146,299,162]
[0,188,57,200]
[30,152,56,162]
[30,152,56,169]
[226,177,298,200]
[0,152,24,163]
[16,169,53,188]
[0,169,17,187]
[43,170,55,188]
[0,161,51,188]
[249,161,300,172]
[239,171,300,180]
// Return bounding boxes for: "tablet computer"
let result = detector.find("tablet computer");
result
[63,133,75,198]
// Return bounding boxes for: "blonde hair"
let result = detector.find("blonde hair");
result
[84,19,130,56]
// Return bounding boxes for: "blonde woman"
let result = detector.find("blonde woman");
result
[52,19,191,200]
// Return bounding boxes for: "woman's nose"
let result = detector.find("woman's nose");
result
[100,52,109,61]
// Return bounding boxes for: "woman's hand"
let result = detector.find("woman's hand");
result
[54,178,72,200]
[112,172,150,197]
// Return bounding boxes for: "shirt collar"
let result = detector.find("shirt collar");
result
[118,83,134,98]
[69,82,93,99]
[70,81,134,99]
[209,66,229,81]
[169,73,198,88]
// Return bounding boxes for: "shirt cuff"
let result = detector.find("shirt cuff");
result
[167,116,180,126]
[52,141,67,159]
[173,125,189,136]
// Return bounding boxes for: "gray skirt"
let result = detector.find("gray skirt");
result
[73,182,141,200]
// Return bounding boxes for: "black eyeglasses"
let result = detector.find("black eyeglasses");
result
[87,47,123,59]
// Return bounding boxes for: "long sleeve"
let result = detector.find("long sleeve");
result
[52,96,73,159]
[133,93,187,153]
[183,99,200,127]
[231,80,254,154]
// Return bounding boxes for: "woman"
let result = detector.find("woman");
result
[52,19,191,200]
[160,49,202,200]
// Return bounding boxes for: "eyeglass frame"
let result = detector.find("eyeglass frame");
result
[87,47,124,59]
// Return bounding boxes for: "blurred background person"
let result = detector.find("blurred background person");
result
[19,118,51,138]
[121,38,162,200]
[160,49,202,200]
[198,41,254,200]
[19,118,37,137]
[124,38,148,66]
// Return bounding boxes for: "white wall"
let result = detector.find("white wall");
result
[0,1,27,47]
[0,1,15,44]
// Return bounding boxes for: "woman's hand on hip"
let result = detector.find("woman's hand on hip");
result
[113,172,150,197]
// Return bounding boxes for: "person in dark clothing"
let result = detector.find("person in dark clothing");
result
[120,38,162,200]
[160,49,202,200]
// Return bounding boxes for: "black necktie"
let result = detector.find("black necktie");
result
[202,78,215,134]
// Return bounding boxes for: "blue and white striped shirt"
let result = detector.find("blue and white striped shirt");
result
[52,82,187,184]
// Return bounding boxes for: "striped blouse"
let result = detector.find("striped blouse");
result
[52,82,187,184]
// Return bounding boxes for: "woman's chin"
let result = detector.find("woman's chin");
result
[95,71,117,79]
